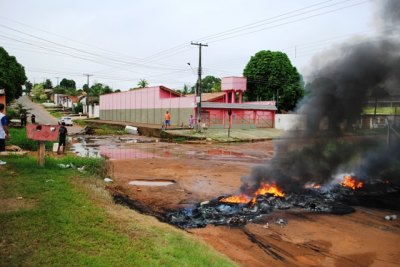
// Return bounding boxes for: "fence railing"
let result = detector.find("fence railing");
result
[207,113,273,128]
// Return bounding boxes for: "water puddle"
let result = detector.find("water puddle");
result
[128,179,176,186]
[70,135,271,163]
[70,136,160,160]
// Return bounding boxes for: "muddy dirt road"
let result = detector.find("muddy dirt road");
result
[83,137,399,267]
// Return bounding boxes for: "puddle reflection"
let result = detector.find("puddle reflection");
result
[70,135,270,162]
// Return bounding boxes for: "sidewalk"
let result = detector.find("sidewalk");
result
[84,119,285,142]
[164,128,285,142]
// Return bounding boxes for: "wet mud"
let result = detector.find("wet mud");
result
[75,136,400,266]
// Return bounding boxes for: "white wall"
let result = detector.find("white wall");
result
[88,104,99,118]
[275,114,306,131]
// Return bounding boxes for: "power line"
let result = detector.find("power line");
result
[0,1,372,91]
[136,0,363,61]
[196,0,354,43]
[205,1,368,44]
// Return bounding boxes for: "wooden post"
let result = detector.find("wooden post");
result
[228,109,232,138]
[38,141,46,166]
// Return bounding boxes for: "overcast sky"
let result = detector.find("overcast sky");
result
[0,0,377,91]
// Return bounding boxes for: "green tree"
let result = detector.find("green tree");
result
[90,83,113,97]
[60,78,76,89]
[201,76,221,93]
[0,47,27,103]
[243,50,304,112]
[73,102,83,113]
[31,83,47,101]
[182,84,190,95]
[53,86,66,94]
[137,79,148,88]
[43,79,53,89]
[24,81,33,94]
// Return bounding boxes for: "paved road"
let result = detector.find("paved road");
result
[17,96,83,134]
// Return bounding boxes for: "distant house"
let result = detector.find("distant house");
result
[53,93,84,109]
[80,95,100,118]
[99,77,277,128]
[361,95,400,129]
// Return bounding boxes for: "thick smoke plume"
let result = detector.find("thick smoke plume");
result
[241,0,400,193]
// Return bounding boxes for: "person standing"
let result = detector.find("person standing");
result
[31,114,36,124]
[57,122,68,154]
[0,103,10,152]
[20,112,27,126]
[188,114,195,129]
[164,111,171,129]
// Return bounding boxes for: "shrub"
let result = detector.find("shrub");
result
[6,107,18,120]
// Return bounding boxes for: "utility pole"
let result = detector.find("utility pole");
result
[55,77,61,87]
[83,74,93,117]
[191,42,208,131]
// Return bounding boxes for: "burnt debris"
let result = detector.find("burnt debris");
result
[167,181,400,228]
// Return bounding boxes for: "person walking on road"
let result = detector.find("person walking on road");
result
[0,103,10,152]
[31,114,36,124]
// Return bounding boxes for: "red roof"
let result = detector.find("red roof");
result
[186,92,225,102]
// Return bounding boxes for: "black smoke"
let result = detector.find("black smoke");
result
[241,0,400,193]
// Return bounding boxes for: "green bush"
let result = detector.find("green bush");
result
[95,124,126,135]
[73,102,83,113]
[6,107,18,120]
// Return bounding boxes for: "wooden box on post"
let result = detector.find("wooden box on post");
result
[26,124,60,166]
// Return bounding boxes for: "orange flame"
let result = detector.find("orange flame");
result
[220,182,285,204]
[340,175,363,190]
[253,182,285,198]
[220,194,251,203]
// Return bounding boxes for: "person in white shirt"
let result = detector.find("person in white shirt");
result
[0,103,10,152]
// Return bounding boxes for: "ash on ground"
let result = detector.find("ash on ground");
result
[167,183,400,228]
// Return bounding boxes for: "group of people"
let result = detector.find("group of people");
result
[163,111,196,129]
[0,103,66,155]
[20,112,35,126]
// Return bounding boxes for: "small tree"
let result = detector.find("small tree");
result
[24,81,33,94]
[201,76,221,93]
[43,79,53,89]
[31,83,47,101]
[73,102,83,113]
[137,79,148,88]
[182,84,189,95]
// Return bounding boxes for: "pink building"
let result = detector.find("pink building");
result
[100,77,276,128]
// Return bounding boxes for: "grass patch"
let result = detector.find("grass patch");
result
[49,110,64,118]
[363,107,400,115]
[8,127,53,151]
[94,124,126,135]
[0,155,234,266]
[73,119,89,126]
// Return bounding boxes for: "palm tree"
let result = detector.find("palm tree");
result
[137,79,148,88]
